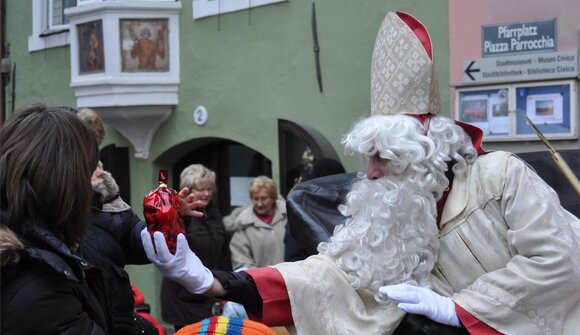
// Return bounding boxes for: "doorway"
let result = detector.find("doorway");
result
[172,138,271,216]
[278,119,342,197]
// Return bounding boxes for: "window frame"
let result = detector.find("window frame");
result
[192,0,287,20]
[48,0,75,31]
[29,0,76,52]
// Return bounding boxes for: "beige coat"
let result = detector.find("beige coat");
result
[275,151,580,335]
[230,199,287,270]
[435,151,580,335]
[275,255,405,335]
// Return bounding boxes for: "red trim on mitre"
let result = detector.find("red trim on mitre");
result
[415,113,433,135]
[396,12,432,60]
[411,114,487,155]
[455,120,487,155]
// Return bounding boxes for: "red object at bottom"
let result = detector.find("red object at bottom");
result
[132,284,168,335]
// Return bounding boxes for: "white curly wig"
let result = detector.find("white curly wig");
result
[341,114,477,200]
[318,114,478,301]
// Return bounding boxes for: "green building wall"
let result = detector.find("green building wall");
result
[3,0,449,325]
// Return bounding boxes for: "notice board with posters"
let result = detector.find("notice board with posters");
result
[456,80,577,141]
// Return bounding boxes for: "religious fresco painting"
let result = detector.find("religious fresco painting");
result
[120,19,169,72]
[78,20,105,74]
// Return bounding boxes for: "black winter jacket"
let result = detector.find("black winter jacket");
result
[80,168,151,335]
[1,224,110,335]
[81,206,148,335]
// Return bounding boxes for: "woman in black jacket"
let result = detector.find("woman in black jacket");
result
[82,163,154,335]
[75,107,155,335]
[0,104,108,335]
[73,107,200,335]
[160,164,232,332]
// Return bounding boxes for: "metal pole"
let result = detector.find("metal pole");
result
[525,116,580,195]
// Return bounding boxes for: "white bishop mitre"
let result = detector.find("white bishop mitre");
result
[371,11,441,116]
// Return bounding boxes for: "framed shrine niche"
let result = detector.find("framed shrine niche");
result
[120,19,169,72]
[78,20,105,74]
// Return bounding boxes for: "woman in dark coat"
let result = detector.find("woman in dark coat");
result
[74,108,155,335]
[161,164,232,331]
[76,107,197,335]
[0,104,108,334]
[82,162,154,335]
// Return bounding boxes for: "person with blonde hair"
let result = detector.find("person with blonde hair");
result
[161,164,232,332]
[230,176,287,270]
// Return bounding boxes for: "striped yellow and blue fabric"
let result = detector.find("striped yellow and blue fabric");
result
[175,316,275,335]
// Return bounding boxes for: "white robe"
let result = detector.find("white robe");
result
[437,151,580,335]
[275,255,405,335]
[274,151,580,335]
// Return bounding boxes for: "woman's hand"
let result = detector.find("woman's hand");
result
[177,187,205,217]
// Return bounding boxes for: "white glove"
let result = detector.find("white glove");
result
[141,229,214,294]
[379,283,460,327]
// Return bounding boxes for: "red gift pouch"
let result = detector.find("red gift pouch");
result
[143,170,185,253]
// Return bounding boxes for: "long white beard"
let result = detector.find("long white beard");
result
[318,175,440,296]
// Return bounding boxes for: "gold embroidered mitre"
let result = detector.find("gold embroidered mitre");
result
[371,11,441,116]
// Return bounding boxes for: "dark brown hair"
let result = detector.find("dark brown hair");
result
[0,104,99,246]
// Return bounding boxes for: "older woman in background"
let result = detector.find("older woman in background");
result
[160,164,231,332]
[230,176,287,270]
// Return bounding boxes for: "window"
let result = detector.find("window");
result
[48,0,77,31]
[193,0,286,20]
[455,80,577,141]
[29,0,77,52]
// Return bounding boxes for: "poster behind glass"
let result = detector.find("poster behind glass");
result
[516,84,571,136]
[458,88,509,136]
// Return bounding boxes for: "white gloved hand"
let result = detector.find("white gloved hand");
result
[141,229,214,294]
[379,283,460,327]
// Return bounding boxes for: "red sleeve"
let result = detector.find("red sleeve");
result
[456,304,503,335]
[245,267,293,326]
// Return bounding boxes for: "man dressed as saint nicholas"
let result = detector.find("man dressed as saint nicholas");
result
[143,10,580,335]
